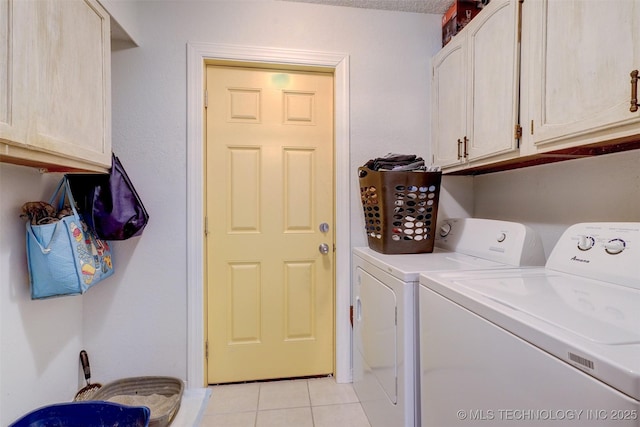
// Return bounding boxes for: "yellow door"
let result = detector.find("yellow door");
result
[205,65,335,383]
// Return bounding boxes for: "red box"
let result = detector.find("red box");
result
[442,0,485,46]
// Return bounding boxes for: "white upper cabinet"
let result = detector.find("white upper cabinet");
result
[0,0,28,146]
[0,0,111,172]
[465,0,520,161]
[432,0,521,172]
[520,0,640,154]
[432,33,467,169]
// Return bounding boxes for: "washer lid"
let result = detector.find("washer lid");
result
[421,268,640,401]
[454,271,640,345]
[353,246,508,282]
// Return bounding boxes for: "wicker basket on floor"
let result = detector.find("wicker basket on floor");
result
[90,376,184,427]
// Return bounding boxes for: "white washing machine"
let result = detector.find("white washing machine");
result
[419,222,640,427]
[352,218,546,427]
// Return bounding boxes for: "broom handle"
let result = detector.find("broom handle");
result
[80,350,91,384]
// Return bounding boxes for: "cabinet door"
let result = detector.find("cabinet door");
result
[432,35,467,169]
[0,0,28,146]
[466,0,520,161]
[523,0,640,151]
[28,0,111,168]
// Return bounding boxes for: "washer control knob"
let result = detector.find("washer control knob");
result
[439,223,452,237]
[604,239,626,255]
[496,232,507,243]
[577,235,595,251]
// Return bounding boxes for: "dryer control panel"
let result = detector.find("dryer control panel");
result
[546,222,640,290]
[435,218,546,267]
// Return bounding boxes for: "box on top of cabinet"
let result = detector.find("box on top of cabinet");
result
[442,0,490,46]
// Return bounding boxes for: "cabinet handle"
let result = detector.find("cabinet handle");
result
[457,138,463,160]
[631,70,639,113]
[463,136,469,158]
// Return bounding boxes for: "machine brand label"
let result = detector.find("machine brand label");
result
[570,256,590,263]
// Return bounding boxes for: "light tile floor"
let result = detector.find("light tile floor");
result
[199,377,372,427]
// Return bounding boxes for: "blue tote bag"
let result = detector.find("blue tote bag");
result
[25,178,114,299]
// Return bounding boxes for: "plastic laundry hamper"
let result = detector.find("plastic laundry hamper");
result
[358,167,442,254]
[9,401,150,427]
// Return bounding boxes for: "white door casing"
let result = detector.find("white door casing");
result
[186,42,351,387]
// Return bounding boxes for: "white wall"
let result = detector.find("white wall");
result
[0,0,440,425]
[474,150,640,256]
[83,0,443,387]
[0,1,445,423]
[0,165,84,423]
[4,0,636,422]
[98,0,141,45]
[84,0,440,380]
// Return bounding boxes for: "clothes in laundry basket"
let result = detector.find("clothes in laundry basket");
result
[363,153,439,172]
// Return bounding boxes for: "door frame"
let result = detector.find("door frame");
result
[186,42,351,387]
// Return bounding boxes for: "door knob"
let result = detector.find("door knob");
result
[319,243,330,254]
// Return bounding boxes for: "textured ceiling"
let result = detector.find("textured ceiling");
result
[279,0,454,14]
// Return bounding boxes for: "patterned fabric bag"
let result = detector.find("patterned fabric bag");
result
[24,177,114,299]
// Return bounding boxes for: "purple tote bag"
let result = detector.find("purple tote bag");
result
[68,154,149,240]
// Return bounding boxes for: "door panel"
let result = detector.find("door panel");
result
[205,65,335,383]
[467,0,519,160]
[356,267,398,404]
[432,39,467,168]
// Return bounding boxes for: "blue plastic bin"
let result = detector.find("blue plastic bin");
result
[9,401,151,427]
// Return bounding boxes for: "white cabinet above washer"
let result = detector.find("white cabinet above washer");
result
[0,0,111,172]
[432,0,520,172]
[519,0,640,155]
[434,0,640,175]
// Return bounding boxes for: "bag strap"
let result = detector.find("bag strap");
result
[63,178,81,218]
[49,177,81,218]
[26,221,62,254]
[111,152,117,173]
[28,178,82,255]
[48,178,66,207]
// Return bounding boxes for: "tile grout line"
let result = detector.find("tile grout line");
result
[254,382,262,427]
[307,379,316,427]
[202,378,370,426]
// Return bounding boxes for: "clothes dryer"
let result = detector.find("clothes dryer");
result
[353,218,546,427]
[419,222,640,427]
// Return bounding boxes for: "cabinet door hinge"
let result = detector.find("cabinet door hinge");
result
[514,124,523,140]
[530,120,534,135]
[204,90,208,109]
[205,341,209,360]
[204,216,209,236]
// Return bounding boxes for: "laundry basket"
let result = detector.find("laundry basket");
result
[358,167,442,254]
[9,401,150,427]
[90,376,183,427]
